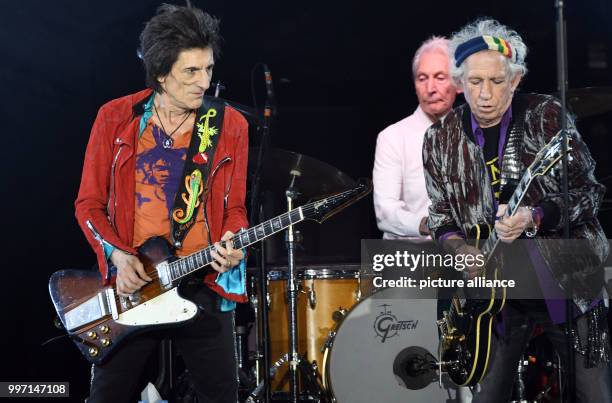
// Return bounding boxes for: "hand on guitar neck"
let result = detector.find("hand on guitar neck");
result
[210,231,244,274]
[111,231,244,296]
[495,204,535,243]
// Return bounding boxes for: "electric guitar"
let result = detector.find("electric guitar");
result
[49,180,371,364]
[439,131,570,387]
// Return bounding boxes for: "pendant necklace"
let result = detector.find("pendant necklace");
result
[153,101,193,149]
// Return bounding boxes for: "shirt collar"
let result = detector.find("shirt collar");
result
[470,105,513,137]
[415,105,451,125]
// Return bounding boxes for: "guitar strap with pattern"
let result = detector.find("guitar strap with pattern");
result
[170,97,225,247]
[499,95,529,196]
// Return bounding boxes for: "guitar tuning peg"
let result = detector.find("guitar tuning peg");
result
[88,346,99,357]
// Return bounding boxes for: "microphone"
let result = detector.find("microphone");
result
[262,64,276,116]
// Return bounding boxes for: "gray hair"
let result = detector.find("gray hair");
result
[412,36,450,79]
[448,18,528,85]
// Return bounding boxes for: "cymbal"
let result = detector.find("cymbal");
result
[564,87,612,118]
[248,148,357,200]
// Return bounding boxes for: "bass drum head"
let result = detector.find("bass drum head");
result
[327,288,461,402]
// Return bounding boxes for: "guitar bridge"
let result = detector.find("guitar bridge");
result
[64,288,118,331]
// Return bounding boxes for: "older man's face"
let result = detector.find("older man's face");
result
[414,51,458,121]
[462,50,521,128]
[158,47,214,111]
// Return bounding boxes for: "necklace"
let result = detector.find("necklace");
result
[153,102,193,149]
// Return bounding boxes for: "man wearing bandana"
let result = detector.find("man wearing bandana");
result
[75,5,248,402]
[423,18,611,402]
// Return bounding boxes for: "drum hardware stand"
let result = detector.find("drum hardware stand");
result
[510,355,530,403]
[247,353,324,403]
[248,269,265,398]
[297,355,325,401]
[283,171,326,402]
[286,171,301,403]
[247,354,289,403]
[550,352,563,402]
[258,205,273,403]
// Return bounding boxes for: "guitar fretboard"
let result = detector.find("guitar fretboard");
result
[481,170,533,260]
[162,185,365,283]
[165,209,303,282]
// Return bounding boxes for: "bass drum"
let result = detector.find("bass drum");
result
[323,288,463,403]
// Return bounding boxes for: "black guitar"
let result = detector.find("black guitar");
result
[49,181,371,364]
[439,131,570,386]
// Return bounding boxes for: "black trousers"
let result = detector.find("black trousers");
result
[87,285,237,403]
[473,300,612,403]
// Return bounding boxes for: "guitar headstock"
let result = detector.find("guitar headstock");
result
[529,130,572,178]
[302,179,372,223]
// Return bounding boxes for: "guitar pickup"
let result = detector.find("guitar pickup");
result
[156,261,172,289]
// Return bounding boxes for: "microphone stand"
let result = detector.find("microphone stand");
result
[248,65,275,403]
[555,1,575,401]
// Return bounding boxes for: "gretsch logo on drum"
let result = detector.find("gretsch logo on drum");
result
[373,304,418,343]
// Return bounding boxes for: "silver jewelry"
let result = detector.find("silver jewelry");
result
[524,206,538,238]
[153,100,192,149]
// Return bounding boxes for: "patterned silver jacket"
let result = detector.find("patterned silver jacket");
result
[423,93,608,308]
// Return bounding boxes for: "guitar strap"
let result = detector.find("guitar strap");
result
[499,94,528,195]
[170,97,225,248]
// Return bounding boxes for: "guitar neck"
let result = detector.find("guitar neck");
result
[164,207,305,282]
[157,184,368,283]
[481,170,533,260]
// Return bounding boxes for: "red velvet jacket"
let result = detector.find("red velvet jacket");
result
[75,88,249,302]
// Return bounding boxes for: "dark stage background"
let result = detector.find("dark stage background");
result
[1,0,611,401]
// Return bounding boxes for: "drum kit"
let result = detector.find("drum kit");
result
[222,86,612,402]
[243,266,467,403]
[236,146,462,403]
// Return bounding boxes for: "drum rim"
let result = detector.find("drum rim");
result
[322,287,388,397]
[267,268,360,280]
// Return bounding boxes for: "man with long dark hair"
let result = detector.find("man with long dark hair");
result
[75,4,248,402]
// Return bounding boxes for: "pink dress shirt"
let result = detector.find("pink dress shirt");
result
[373,106,435,239]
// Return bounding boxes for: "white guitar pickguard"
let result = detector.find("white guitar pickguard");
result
[115,288,198,326]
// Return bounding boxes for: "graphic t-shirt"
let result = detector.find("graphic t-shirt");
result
[133,120,208,256]
[482,123,501,202]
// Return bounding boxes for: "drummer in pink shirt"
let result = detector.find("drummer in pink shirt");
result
[373,36,460,239]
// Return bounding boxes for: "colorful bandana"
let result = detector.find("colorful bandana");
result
[455,35,515,67]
